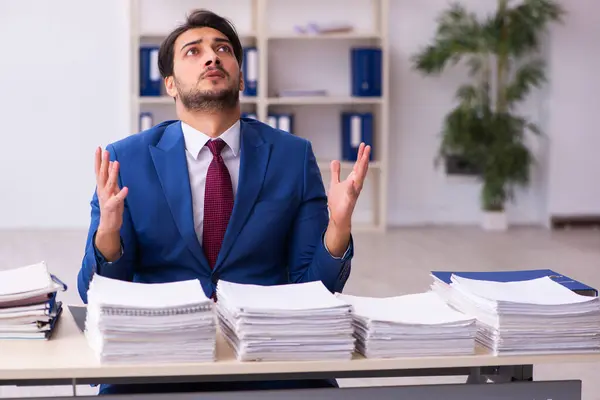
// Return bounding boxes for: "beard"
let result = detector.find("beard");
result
[175,75,239,112]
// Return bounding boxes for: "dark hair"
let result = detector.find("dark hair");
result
[157,9,243,79]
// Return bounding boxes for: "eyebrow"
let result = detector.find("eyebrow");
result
[180,37,231,51]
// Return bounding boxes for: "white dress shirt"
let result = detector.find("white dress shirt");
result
[181,120,241,245]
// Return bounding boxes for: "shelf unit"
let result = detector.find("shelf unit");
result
[129,0,389,232]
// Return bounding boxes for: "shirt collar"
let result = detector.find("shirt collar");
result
[180,119,241,160]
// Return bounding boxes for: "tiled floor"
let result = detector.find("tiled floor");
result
[0,226,599,398]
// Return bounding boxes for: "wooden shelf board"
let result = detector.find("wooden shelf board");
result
[267,32,382,40]
[267,96,383,105]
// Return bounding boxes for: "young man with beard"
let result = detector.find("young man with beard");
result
[77,8,371,395]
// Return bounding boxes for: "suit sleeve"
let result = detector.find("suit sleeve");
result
[77,144,138,303]
[287,141,354,293]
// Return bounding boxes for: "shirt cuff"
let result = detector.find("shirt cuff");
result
[92,230,124,267]
[323,231,352,260]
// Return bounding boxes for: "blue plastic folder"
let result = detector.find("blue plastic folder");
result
[431,269,598,297]
[350,47,382,97]
[341,112,373,161]
[139,46,161,96]
[242,47,258,97]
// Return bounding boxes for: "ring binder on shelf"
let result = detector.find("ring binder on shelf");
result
[139,46,161,97]
[242,47,258,97]
[350,47,382,97]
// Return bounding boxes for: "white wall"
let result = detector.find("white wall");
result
[0,0,597,229]
[545,0,600,218]
[0,0,131,228]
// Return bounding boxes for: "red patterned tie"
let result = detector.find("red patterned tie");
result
[203,138,234,269]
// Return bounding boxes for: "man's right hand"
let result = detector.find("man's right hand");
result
[94,147,129,261]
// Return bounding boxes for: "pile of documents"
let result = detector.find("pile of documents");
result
[336,292,477,358]
[431,274,600,355]
[85,275,216,363]
[215,280,355,361]
[0,261,65,340]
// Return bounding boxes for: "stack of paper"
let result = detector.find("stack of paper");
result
[215,280,355,361]
[85,275,216,363]
[431,275,600,355]
[335,292,477,358]
[0,261,65,340]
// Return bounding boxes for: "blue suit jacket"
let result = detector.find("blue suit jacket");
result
[76,118,353,393]
[78,118,353,300]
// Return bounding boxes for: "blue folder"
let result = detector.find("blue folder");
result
[265,113,294,133]
[139,46,161,96]
[241,112,257,120]
[431,269,598,297]
[350,47,382,97]
[276,113,294,133]
[341,112,374,161]
[242,47,258,97]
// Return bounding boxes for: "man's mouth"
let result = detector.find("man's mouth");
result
[204,70,225,79]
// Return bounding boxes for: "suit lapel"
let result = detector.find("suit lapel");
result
[149,122,211,272]
[215,121,271,270]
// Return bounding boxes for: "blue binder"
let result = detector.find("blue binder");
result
[0,274,67,340]
[267,114,278,129]
[341,112,374,161]
[277,113,294,133]
[139,112,154,132]
[350,47,382,97]
[241,112,257,120]
[431,269,598,297]
[266,113,294,133]
[242,47,258,97]
[139,46,161,96]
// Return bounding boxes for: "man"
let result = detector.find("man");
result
[77,8,371,396]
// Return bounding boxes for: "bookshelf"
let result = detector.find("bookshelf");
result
[129,0,389,232]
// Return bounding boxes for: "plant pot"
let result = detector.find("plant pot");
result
[481,210,508,231]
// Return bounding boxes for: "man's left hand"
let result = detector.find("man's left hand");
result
[325,143,371,255]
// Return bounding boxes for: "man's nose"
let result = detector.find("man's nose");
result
[204,51,221,67]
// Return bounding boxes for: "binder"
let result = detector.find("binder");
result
[341,112,374,161]
[431,269,598,297]
[241,112,257,120]
[242,47,258,97]
[0,302,63,340]
[0,280,66,340]
[350,47,382,97]
[139,46,161,96]
[139,112,153,131]
[277,113,294,133]
[267,114,278,129]
[266,113,294,133]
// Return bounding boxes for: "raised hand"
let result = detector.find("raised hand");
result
[95,147,128,234]
[327,143,371,232]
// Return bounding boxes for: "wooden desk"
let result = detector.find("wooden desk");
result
[0,307,598,388]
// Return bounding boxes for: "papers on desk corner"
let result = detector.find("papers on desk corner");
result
[84,275,216,364]
[335,292,477,358]
[0,261,66,340]
[215,280,355,361]
[431,274,600,355]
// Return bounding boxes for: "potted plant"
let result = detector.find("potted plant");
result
[412,0,565,230]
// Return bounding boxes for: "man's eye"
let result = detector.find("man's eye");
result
[218,46,231,52]
[186,48,198,56]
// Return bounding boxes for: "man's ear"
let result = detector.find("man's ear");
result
[239,70,245,92]
[164,76,177,98]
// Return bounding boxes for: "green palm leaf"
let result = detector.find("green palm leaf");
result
[412,0,565,212]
